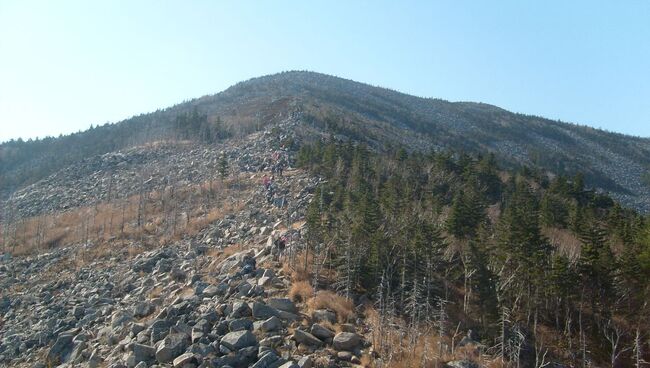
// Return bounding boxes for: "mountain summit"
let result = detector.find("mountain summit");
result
[2,71,649,211]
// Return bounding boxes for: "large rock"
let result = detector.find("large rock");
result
[220,330,258,351]
[133,301,154,318]
[173,353,198,367]
[332,332,361,351]
[46,333,74,365]
[252,302,279,319]
[292,330,323,347]
[155,333,190,363]
[266,298,297,314]
[254,316,282,332]
[230,301,252,318]
[310,324,335,340]
[131,343,155,364]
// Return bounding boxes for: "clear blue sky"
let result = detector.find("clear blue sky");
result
[1,1,649,142]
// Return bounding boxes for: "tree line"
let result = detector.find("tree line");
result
[297,139,650,367]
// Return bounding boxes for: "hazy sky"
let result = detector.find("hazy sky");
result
[1,1,649,142]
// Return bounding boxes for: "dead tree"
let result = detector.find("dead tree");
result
[603,319,631,368]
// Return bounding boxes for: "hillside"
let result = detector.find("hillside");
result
[2,71,650,214]
[1,72,649,368]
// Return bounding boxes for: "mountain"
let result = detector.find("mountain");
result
[2,71,650,213]
[1,71,649,368]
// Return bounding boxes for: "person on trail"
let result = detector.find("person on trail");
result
[241,255,256,275]
[263,175,271,190]
[272,235,287,261]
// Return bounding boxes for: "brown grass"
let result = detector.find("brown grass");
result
[364,306,496,368]
[307,290,355,323]
[543,226,582,260]
[289,281,313,303]
[2,175,251,257]
[281,251,312,282]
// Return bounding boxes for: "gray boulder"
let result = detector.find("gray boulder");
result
[220,330,258,351]
[310,324,334,340]
[266,298,297,314]
[332,332,361,351]
[155,333,190,363]
[252,302,279,319]
[254,316,282,332]
[46,333,74,365]
[173,353,198,367]
[292,330,323,347]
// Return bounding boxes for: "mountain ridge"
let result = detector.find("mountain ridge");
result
[2,70,649,212]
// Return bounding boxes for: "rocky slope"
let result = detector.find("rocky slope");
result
[3,71,650,213]
[0,122,388,368]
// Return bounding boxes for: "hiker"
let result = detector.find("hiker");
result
[272,235,287,261]
[263,175,271,190]
[241,254,256,275]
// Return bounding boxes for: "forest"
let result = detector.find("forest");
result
[296,139,650,367]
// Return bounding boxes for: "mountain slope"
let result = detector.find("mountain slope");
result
[2,71,649,212]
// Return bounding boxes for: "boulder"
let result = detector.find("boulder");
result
[309,324,334,340]
[155,333,190,363]
[229,318,253,332]
[173,353,198,368]
[131,343,155,365]
[266,298,297,314]
[252,302,279,319]
[332,332,361,351]
[46,333,74,365]
[254,316,282,332]
[297,355,313,368]
[292,330,323,347]
[230,301,252,319]
[220,330,258,351]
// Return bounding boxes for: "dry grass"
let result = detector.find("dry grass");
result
[307,290,355,323]
[364,306,496,368]
[281,251,312,282]
[543,226,582,260]
[2,175,251,257]
[289,281,313,303]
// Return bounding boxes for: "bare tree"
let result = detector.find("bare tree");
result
[603,319,631,368]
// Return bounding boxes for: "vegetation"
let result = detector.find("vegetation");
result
[297,138,649,367]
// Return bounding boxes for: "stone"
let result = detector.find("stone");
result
[309,324,334,340]
[155,333,190,363]
[202,285,220,297]
[292,330,323,347]
[131,343,156,364]
[311,309,336,324]
[150,319,170,343]
[230,301,252,318]
[220,330,258,351]
[332,332,361,351]
[444,360,480,368]
[339,323,356,333]
[72,306,85,319]
[46,333,74,365]
[297,355,313,368]
[112,310,134,328]
[278,362,299,368]
[337,351,353,361]
[229,318,253,332]
[254,316,281,332]
[252,302,279,319]
[266,298,297,314]
[133,302,154,318]
[173,353,198,368]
